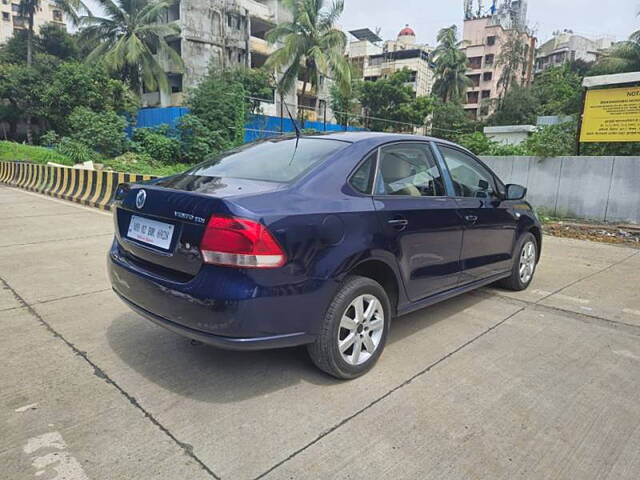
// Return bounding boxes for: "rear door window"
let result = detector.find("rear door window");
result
[187,138,349,183]
[374,143,446,197]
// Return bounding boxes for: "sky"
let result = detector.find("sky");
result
[338,0,640,46]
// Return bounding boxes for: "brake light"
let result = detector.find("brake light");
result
[200,215,286,268]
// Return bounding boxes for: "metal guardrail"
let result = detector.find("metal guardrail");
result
[0,161,155,211]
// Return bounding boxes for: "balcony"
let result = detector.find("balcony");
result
[239,0,274,21]
[250,36,272,56]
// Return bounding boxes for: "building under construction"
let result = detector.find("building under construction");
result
[145,0,294,111]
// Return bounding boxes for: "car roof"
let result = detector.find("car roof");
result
[302,131,466,150]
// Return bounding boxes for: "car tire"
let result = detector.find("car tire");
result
[498,232,538,291]
[307,275,391,380]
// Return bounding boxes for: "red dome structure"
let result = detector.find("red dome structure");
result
[398,25,415,37]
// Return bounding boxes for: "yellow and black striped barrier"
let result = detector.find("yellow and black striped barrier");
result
[0,161,154,211]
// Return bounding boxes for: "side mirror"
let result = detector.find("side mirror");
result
[505,184,527,201]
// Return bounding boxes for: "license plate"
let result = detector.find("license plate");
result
[127,215,175,250]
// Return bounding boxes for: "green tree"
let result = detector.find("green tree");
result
[495,29,529,101]
[265,0,351,115]
[225,68,275,115]
[360,70,433,132]
[41,62,137,134]
[180,67,247,159]
[67,107,129,157]
[532,65,582,116]
[432,25,471,103]
[0,57,55,143]
[0,25,79,63]
[430,100,476,142]
[80,0,183,96]
[18,0,89,66]
[329,78,362,126]
[37,24,80,60]
[593,30,640,74]
[488,84,539,126]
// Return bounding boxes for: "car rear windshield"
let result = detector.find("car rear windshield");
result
[185,138,349,183]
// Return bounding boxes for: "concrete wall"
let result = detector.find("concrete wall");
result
[480,156,640,224]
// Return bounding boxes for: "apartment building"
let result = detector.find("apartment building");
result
[348,26,435,98]
[535,30,613,74]
[461,1,535,120]
[0,0,65,44]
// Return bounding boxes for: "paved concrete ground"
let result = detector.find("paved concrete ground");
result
[1,184,639,480]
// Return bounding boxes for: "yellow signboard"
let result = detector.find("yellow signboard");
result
[580,86,640,143]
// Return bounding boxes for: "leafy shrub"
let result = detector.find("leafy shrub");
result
[68,107,129,157]
[55,137,98,164]
[456,131,528,156]
[178,114,228,164]
[131,126,181,164]
[523,121,576,157]
[39,130,60,148]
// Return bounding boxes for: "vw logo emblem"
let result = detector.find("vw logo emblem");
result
[136,190,147,209]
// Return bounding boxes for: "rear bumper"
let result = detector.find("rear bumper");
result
[108,239,337,349]
[114,289,315,350]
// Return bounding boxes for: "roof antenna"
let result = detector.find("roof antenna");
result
[282,100,302,164]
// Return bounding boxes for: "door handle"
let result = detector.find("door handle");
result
[388,218,409,230]
[465,215,478,223]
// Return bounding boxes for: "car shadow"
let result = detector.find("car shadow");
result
[106,291,489,403]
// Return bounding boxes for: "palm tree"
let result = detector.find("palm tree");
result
[596,31,640,73]
[18,0,90,66]
[264,0,351,118]
[432,25,471,103]
[79,0,183,97]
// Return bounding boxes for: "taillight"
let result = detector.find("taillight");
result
[200,215,286,268]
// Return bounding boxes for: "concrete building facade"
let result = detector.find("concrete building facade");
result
[461,1,535,120]
[348,26,435,98]
[0,0,65,44]
[144,0,291,110]
[535,30,613,74]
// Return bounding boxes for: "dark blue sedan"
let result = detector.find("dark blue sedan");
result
[108,132,541,379]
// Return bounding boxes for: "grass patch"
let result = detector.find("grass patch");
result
[0,141,193,177]
[0,141,73,165]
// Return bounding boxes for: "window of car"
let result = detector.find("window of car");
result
[439,145,496,198]
[186,138,349,183]
[374,143,446,197]
[349,151,377,194]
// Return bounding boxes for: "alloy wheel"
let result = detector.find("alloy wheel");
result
[519,241,536,284]
[337,294,385,366]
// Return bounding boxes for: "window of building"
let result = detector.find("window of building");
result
[464,108,478,121]
[487,36,496,46]
[406,70,417,82]
[484,54,494,66]
[467,91,479,104]
[2,11,9,21]
[469,56,482,69]
[168,73,183,93]
[2,0,8,5]
[468,74,480,87]
[364,76,380,82]
[11,3,19,12]
[483,71,493,82]
[52,9,62,21]
[481,90,491,99]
